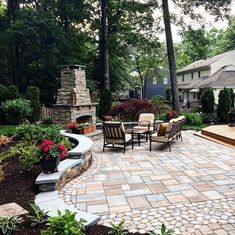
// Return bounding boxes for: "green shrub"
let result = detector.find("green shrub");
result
[99,89,112,117]
[151,95,166,103]
[0,85,20,103]
[158,113,167,121]
[41,117,53,124]
[27,204,48,227]
[26,86,41,122]
[201,89,214,113]
[229,88,235,108]
[19,145,39,172]
[165,87,171,101]
[201,113,217,124]
[109,99,156,121]
[6,142,39,171]
[16,123,64,144]
[2,98,32,124]
[109,220,128,235]
[180,112,202,125]
[7,85,20,100]
[0,85,9,103]
[150,96,171,115]
[40,210,86,235]
[15,123,72,150]
[217,88,231,123]
[0,215,23,235]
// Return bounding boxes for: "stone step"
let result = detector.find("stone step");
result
[35,191,100,226]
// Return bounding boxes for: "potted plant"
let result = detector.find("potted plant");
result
[78,122,96,134]
[68,121,79,134]
[37,139,67,174]
[229,108,235,127]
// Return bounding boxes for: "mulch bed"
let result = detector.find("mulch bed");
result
[0,142,145,235]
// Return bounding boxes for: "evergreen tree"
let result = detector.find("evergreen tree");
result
[217,88,232,123]
[201,89,214,114]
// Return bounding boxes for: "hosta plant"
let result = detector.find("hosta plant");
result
[0,215,23,235]
[109,220,128,235]
[40,209,86,235]
[149,224,175,235]
[27,204,48,227]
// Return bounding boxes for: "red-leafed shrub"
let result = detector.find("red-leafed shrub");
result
[109,99,156,121]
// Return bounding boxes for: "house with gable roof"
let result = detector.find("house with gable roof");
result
[177,50,235,107]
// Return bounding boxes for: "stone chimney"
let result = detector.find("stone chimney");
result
[56,64,91,105]
[51,64,98,124]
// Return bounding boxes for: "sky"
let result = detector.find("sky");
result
[155,0,235,43]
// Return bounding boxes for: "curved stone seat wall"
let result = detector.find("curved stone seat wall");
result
[36,132,93,192]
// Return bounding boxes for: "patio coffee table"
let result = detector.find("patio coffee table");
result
[132,129,151,146]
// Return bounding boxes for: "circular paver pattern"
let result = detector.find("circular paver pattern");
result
[60,131,235,234]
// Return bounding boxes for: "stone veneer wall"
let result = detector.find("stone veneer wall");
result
[38,150,92,192]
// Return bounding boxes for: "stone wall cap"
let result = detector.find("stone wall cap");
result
[35,159,83,184]
[60,64,86,68]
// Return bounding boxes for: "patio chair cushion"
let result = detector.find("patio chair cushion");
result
[133,126,154,131]
[157,123,168,136]
[151,133,172,142]
[106,133,132,144]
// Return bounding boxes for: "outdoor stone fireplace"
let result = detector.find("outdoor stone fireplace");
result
[51,64,98,125]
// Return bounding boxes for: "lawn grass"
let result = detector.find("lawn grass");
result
[182,124,209,131]
[0,125,18,136]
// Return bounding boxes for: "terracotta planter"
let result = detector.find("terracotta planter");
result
[229,111,235,127]
[71,126,96,134]
[40,156,60,174]
[79,125,96,134]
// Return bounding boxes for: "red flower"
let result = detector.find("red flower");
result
[59,151,66,159]
[57,143,65,151]
[45,157,49,161]
[43,145,51,153]
[68,121,78,129]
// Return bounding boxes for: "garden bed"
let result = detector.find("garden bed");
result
[0,142,145,235]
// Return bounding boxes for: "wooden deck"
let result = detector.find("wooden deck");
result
[195,125,235,148]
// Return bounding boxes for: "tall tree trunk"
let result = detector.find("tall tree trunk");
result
[162,0,180,113]
[7,0,20,87]
[101,0,110,91]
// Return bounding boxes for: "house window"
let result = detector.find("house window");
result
[197,93,200,100]
[198,71,201,78]
[163,77,168,84]
[193,92,196,99]
[153,77,157,84]
[187,92,189,98]
[182,74,184,82]
[191,72,194,79]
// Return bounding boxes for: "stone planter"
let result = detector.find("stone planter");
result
[72,125,96,134]
[40,156,60,174]
[229,111,235,127]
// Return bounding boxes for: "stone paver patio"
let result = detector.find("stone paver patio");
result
[60,131,235,234]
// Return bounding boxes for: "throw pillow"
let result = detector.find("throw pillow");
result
[158,123,168,136]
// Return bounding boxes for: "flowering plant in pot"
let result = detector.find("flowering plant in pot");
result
[78,122,96,134]
[68,121,78,130]
[37,139,67,174]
